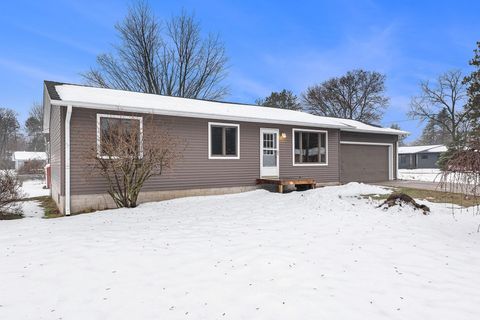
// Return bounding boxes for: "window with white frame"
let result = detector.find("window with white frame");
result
[97,114,143,158]
[293,129,327,165]
[208,122,240,159]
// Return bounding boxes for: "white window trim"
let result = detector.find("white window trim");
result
[292,128,328,166]
[96,114,144,159]
[340,140,394,180]
[208,122,240,160]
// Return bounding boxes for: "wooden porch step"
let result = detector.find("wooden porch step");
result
[256,177,317,193]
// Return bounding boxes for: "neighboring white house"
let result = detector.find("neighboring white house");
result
[11,151,48,170]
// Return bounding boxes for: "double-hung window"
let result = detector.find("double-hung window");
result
[96,114,143,159]
[293,129,327,165]
[208,122,240,159]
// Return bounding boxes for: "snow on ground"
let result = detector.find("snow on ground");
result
[20,200,44,218]
[1,183,480,320]
[21,179,49,198]
[398,169,444,182]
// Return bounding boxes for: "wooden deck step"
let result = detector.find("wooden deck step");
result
[256,177,316,193]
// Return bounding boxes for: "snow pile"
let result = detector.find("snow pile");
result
[1,183,479,319]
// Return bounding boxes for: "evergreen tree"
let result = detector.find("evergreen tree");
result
[464,41,480,139]
[416,118,437,145]
[256,89,302,111]
[436,108,453,144]
[390,123,406,146]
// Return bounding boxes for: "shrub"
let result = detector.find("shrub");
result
[0,170,25,218]
[18,159,44,174]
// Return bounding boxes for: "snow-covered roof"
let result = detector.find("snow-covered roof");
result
[44,81,407,136]
[398,145,447,154]
[12,151,47,161]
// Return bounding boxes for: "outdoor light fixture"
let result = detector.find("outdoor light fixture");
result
[281,132,287,139]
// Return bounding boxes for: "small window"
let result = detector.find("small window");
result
[97,114,143,158]
[293,129,327,165]
[421,154,428,160]
[208,122,240,159]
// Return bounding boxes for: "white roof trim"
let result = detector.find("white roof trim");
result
[398,145,447,154]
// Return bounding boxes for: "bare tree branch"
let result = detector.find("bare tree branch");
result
[302,69,389,123]
[87,114,184,208]
[408,70,468,145]
[82,2,228,100]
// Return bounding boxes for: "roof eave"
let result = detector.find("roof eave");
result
[42,83,52,134]
[340,128,409,136]
[49,99,352,130]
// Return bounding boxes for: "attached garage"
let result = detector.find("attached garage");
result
[340,142,393,183]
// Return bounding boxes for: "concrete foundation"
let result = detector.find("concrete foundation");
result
[70,185,261,213]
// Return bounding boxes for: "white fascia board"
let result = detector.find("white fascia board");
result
[43,85,52,134]
[340,128,409,136]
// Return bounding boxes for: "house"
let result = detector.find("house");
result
[398,145,447,169]
[11,151,47,170]
[43,80,406,214]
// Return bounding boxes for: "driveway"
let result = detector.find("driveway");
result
[375,179,475,195]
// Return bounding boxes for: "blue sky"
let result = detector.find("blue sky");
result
[1,0,479,142]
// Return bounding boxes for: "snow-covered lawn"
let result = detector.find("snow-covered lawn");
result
[1,183,479,319]
[21,178,49,198]
[398,169,443,182]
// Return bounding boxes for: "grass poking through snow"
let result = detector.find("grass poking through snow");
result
[365,187,480,208]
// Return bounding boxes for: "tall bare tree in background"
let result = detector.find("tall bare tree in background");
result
[409,70,470,146]
[83,1,228,100]
[24,103,45,152]
[256,89,302,111]
[302,69,389,123]
[0,108,20,160]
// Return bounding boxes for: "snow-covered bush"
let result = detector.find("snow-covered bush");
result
[0,170,25,217]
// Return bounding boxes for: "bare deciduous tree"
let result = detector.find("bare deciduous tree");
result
[302,69,389,123]
[256,89,302,111]
[0,108,20,160]
[89,115,184,208]
[25,102,45,152]
[83,2,228,100]
[0,169,24,218]
[440,141,480,214]
[409,70,471,146]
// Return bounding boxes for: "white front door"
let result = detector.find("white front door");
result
[260,128,279,177]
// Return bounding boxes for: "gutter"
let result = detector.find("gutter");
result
[65,105,72,215]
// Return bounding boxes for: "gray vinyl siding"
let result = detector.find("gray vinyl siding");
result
[340,131,398,180]
[69,108,340,195]
[49,105,65,204]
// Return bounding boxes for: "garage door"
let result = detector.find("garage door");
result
[341,143,390,183]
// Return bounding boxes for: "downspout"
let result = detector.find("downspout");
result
[395,141,399,180]
[65,105,72,215]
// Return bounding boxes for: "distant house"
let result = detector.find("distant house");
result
[398,145,447,169]
[42,80,406,215]
[12,151,48,170]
